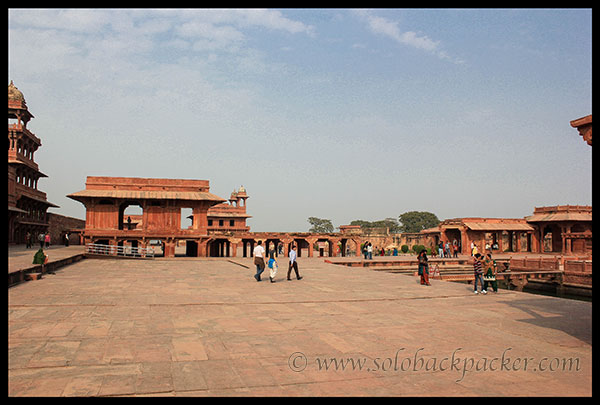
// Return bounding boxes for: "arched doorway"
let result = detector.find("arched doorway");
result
[119,201,143,230]
[542,225,562,253]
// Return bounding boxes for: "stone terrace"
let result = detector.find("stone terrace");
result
[8,254,592,396]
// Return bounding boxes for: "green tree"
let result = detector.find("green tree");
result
[349,219,373,228]
[349,218,401,233]
[398,211,440,233]
[371,218,401,233]
[307,217,334,233]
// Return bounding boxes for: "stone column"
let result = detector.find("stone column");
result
[164,239,176,258]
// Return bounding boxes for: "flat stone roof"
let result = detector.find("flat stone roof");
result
[8,254,591,396]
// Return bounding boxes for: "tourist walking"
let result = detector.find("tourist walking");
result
[287,245,303,281]
[418,249,431,286]
[482,253,498,293]
[38,232,45,249]
[367,242,373,260]
[445,241,451,258]
[438,241,444,258]
[268,248,278,283]
[253,240,266,282]
[25,232,32,248]
[44,233,51,248]
[473,253,486,294]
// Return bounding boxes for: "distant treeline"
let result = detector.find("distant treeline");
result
[309,211,440,234]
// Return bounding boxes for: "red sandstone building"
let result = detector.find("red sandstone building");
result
[67,176,226,257]
[571,114,592,146]
[67,176,363,258]
[421,205,592,257]
[8,81,59,244]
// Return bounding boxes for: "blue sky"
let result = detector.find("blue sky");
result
[8,8,592,232]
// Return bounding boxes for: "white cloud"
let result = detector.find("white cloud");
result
[398,30,439,52]
[353,9,463,64]
[9,8,111,33]
[9,9,315,57]
[231,8,315,36]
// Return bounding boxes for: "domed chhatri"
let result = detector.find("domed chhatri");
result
[236,185,247,197]
[8,80,26,103]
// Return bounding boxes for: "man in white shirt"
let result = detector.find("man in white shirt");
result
[253,241,266,282]
[287,245,302,281]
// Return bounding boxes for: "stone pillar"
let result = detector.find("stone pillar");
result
[461,229,470,256]
[230,238,241,258]
[164,239,176,258]
[198,239,208,257]
[307,237,318,258]
[530,229,539,253]
[564,226,572,255]
[282,238,293,257]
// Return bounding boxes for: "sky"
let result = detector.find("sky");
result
[8,8,592,232]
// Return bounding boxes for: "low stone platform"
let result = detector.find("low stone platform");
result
[8,256,591,396]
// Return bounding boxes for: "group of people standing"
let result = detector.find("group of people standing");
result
[253,241,302,283]
[434,240,460,258]
[362,242,373,259]
[25,232,53,249]
[472,252,498,294]
[416,248,498,293]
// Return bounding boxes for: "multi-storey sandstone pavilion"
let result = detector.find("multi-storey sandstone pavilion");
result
[67,176,227,257]
[8,81,58,244]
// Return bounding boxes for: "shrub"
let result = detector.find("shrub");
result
[412,244,425,254]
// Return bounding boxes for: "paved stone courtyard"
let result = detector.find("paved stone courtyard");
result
[8,254,592,396]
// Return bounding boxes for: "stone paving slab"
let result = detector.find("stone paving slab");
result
[8,255,592,396]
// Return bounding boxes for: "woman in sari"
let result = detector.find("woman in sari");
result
[482,253,498,293]
[418,249,431,286]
